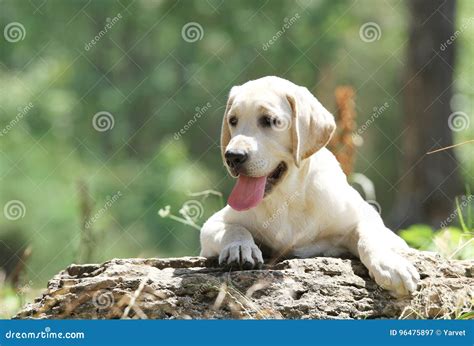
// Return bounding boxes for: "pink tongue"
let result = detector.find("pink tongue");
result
[228,175,267,211]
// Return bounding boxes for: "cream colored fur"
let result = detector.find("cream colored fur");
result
[200,76,419,297]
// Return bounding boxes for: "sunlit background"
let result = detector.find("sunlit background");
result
[0,0,473,316]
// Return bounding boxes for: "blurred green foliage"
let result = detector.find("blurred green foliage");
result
[400,226,473,260]
[0,0,473,295]
[0,283,37,318]
[400,195,474,259]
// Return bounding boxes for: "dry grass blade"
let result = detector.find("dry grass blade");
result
[426,139,474,155]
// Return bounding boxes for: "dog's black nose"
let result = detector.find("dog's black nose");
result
[225,150,248,169]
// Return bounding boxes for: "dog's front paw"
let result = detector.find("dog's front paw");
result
[218,241,263,270]
[367,251,420,297]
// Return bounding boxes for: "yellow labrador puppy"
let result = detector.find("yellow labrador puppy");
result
[200,76,419,296]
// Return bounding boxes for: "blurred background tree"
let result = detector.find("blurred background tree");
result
[391,0,463,228]
[0,1,472,314]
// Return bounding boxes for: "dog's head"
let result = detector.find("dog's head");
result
[221,76,335,211]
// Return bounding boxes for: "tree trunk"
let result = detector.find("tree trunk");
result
[391,0,463,229]
[15,252,473,319]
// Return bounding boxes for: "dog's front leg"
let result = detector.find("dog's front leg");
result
[200,218,263,269]
[347,207,420,297]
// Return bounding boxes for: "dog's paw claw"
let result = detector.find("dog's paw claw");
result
[218,241,263,270]
[242,261,254,270]
[368,251,420,297]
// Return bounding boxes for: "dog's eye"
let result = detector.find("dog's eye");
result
[259,115,273,128]
[229,116,238,127]
[260,115,282,129]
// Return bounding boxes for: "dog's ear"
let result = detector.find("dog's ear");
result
[220,86,240,163]
[287,86,336,168]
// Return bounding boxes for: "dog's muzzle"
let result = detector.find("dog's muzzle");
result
[224,149,248,171]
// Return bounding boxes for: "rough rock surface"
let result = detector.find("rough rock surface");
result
[15,251,473,319]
